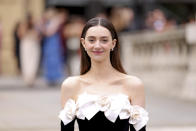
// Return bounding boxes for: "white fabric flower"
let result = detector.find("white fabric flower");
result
[104,94,127,122]
[129,105,149,131]
[58,99,76,125]
[97,96,111,111]
[76,93,100,120]
[119,99,132,120]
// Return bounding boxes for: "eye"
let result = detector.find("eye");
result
[101,39,108,43]
[88,39,95,43]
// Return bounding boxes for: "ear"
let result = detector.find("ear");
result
[80,38,85,48]
[112,39,117,49]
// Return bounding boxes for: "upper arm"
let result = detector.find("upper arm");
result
[60,77,79,108]
[125,76,145,108]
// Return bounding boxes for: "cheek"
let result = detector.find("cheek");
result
[102,43,112,50]
[84,41,92,48]
[85,44,93,49]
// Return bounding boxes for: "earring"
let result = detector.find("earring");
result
[111,48,114,51]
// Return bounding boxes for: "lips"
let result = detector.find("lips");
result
[92,51,104,55]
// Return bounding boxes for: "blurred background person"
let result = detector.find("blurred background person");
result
[0,19,2,73]
[58,9,69,75]
[13,22,22,73]
[63,15,85,76]
[151,9,167,32]
[110,7,135,33]
[145,9,177,32]
[42,8,67,86]
[145,11,154,30]
[19,13,41,87]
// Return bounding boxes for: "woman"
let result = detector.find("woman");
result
[20,15,40,86]
[59,17,149,131]
[42,8,64,86]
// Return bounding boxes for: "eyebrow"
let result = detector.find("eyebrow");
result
[87,36,109,39]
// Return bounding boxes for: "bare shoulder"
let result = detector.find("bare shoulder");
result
[60,76,81,108]
[123,75,145,107]
[61,76,80,89]
[124,75,144,89]
[61,76,81,96]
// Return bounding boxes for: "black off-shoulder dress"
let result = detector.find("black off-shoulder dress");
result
[59,93,148,131]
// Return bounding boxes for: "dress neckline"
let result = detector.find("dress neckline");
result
[76,92,130,102]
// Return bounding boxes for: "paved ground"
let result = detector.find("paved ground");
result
[0,76,196,131]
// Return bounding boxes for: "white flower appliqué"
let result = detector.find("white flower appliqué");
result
[97,96,111,111]
[129,105,141,124]
[58,99,76,125]
[64,99,77,119]
[129,105,149,131]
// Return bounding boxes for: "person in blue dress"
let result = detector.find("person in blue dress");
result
[42,8,65,86]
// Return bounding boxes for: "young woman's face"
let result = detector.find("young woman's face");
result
[81,25,116,62]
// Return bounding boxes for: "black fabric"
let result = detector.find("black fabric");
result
[129,124,146,131]
[61,119,75,131]
[61,111,146,131]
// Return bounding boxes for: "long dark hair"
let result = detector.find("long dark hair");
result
[80,17,126,75]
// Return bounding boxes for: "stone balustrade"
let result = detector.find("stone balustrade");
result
[120,24,196,100]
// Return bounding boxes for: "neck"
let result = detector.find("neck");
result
[88,59,116,80]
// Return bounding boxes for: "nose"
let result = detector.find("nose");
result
[94,40,101,49]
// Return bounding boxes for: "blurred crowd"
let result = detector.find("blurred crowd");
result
[13,8,85,87]
[0,6,195,87]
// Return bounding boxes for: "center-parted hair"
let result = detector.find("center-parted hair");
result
[80,17,126,75]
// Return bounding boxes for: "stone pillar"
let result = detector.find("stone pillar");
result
[28,0,45,21]
[182,23,196,100]
[0,0,25,75]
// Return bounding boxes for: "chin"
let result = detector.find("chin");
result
[88,53,110,63]
[91,57,106,63]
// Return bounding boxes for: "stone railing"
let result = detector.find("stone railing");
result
[120,24,196,100]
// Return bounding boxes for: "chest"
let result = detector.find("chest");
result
[78,82,127,96]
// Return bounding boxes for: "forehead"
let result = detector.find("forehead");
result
[85,26,112,38]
